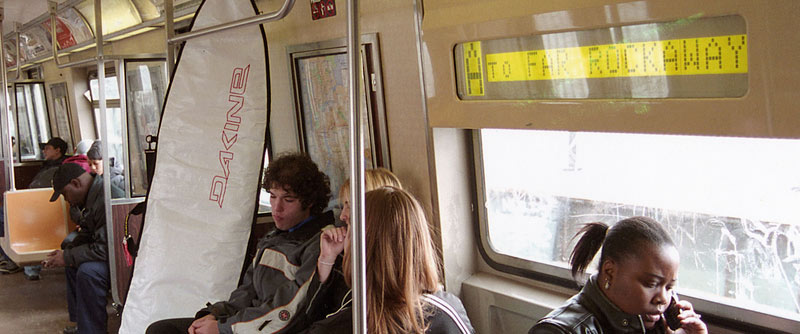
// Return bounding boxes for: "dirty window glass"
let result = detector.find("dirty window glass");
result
[125,60,167,196]
[479,129,800,320]
[14,83,51,161]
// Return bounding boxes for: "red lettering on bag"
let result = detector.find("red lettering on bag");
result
[209,65,250,208]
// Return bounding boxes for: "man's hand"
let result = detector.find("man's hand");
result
[188,314,218,334]
[42,250,65,268]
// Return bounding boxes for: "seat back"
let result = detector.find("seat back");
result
[0,188,71,264]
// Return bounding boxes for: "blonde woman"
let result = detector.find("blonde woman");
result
[312,168,404,301]
[337,167,402,223]
[303,187,474,334]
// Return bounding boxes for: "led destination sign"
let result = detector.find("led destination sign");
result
[456,15,748,99]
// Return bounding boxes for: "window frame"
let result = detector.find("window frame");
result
[471,130,579,287]
[286,34,392,209]
[122,58,168,198]
[471,129,800,333]
[88,66,129,199]
[13,81,54,162]
[48,82,75,155]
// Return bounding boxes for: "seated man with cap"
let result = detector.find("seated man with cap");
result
[42,137,69,165]
[43,163,124,334]
[28,137,70,188]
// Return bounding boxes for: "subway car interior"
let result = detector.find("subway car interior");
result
[0,0,798,333]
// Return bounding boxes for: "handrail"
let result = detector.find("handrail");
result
[0,8,16,191]
[51,53,167,70]
[48,0,99,69]
[91,0,121,307]
[346,0,367,333]
[47,0,183,70]
[57,56,103,69]
[39,4,196,55]
[167,0,296,44]
[13,27,20,80]
[48,0,68,68]
[164,0,175,80]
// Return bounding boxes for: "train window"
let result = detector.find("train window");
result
[476,129,800,324]
[13,82,52,161]
[49,83,74,151]
[124,60,168,196]
[5,105,18,162]
[89,76,122,101]
[88,73,126,195]
[257,148,271,214]
[88,75,123,158]
[455,15,747,100]
[91,106,125,172]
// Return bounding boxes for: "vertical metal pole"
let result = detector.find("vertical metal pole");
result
[13,27,19,80]
[0,8,15,191]
[49,1,63,67]
[347,0,367,333]
[116,60,132,199]
[164,0,175,79]
[94,0,120,305]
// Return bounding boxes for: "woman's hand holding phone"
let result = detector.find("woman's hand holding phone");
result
[664,294,708,334]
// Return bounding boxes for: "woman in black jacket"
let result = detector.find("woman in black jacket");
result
[529,217,707,334]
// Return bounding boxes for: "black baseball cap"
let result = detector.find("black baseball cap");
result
[39,137,68,155]
[50,163,87,202]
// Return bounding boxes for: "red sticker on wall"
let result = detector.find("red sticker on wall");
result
[311,0,336,20]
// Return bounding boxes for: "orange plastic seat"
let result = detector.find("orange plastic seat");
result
[0,188,72,265]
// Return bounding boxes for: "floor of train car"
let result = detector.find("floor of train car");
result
[0,267,121,333]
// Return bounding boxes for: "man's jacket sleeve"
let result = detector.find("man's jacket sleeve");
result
[63,203,108,267]
[217,240,321,334]
[197,262,260,320]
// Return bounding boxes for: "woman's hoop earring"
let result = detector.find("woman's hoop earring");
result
[604,278,610,290]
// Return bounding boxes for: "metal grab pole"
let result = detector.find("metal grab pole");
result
[50,0,103,70]
[12,28,19,80]
[167,0,296,44]
[49,0,65,67]
[49,0,94,69]
[0,9,16,191]
[93,0,119,306]
[346,0,366,333]
[164,0,175,78]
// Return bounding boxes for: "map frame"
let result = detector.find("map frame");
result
[287,34,391,208]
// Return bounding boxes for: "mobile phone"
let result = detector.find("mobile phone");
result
[664,293,682,330]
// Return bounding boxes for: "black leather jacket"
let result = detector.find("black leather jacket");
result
[299,290,475,334]
[197,211,335,334]
[63,174,124,266]
[529,275,667,334]
[28,155,68,188]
